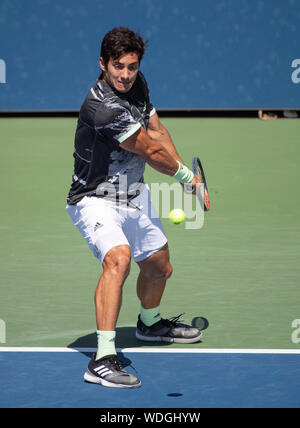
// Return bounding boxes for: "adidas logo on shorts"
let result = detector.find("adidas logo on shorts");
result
[94,222,103,232]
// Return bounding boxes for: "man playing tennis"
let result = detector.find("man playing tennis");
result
[66,27,202,388]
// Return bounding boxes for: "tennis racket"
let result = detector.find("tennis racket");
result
[192,157,210,211]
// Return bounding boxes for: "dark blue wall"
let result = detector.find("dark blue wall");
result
[0,0,299,110]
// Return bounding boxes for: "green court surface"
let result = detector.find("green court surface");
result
[0,117,299,350]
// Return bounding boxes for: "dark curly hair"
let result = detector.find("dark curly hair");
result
[100,27,148,66]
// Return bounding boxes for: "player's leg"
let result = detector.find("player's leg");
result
[83,243,140,388]
[95,244,131,331]
[66,198,141,387]
[136,243,172,327]
[136,243,172,310]
[135,244,202,343]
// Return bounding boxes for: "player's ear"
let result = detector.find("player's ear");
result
[99,57,106,71]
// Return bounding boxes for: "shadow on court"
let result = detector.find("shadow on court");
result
[68,326,172,351]
[67,317,209,357]
[67,327,174,368]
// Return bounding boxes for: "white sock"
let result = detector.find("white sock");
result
[96,330,116,360]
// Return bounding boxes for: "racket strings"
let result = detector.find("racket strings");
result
[197,167,204,183]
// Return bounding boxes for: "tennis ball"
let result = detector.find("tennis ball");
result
[169,208,185,224]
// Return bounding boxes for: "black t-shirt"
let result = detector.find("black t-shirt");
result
[67,71,155,205]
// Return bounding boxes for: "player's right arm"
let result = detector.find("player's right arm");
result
[94,102,198,187]
[120,126,179,176]
[95,103,179,177]
[120,127,200,188]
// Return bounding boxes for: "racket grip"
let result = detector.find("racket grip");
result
[183,182,195,194]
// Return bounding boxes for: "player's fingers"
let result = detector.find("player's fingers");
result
[182,176,199,195]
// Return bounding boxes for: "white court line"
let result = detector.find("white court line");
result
[0,347,300,354]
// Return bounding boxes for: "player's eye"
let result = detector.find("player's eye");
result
[129,64,139,71]
[113,63,124,70]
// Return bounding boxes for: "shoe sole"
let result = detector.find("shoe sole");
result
[83,370,141,388]
[136,330,203,344]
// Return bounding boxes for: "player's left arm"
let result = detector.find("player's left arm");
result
[147,112,184,164]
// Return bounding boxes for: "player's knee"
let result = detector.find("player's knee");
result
[152,262,173,281]
[104,246,131,279]
[165,263,173,280]
[115,256,131,279]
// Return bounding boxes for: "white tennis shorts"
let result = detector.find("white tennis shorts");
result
[66,184,168,263]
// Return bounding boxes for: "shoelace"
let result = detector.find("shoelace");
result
[162,313,185,328]
[109,355,139,375]
[107,356,123,372]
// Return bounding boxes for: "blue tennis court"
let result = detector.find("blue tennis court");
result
[1,348,299,408]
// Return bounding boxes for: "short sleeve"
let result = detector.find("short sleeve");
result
[137,72,156,118]
[149,106,156,117]
[94,104,141,144]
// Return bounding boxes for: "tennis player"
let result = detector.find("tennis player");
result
[66,27,202,388]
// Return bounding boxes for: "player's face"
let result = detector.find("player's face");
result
[100,52,139,93]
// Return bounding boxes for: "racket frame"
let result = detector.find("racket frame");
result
[192,156,210,211]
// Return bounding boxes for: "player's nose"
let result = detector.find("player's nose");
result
[121,68,129,80]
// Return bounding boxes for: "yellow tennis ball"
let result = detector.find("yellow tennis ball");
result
[169,208,185,224]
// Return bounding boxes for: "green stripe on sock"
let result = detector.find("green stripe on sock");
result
[140,305,162,327]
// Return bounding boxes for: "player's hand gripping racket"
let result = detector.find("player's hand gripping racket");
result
[192,157,210,211]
